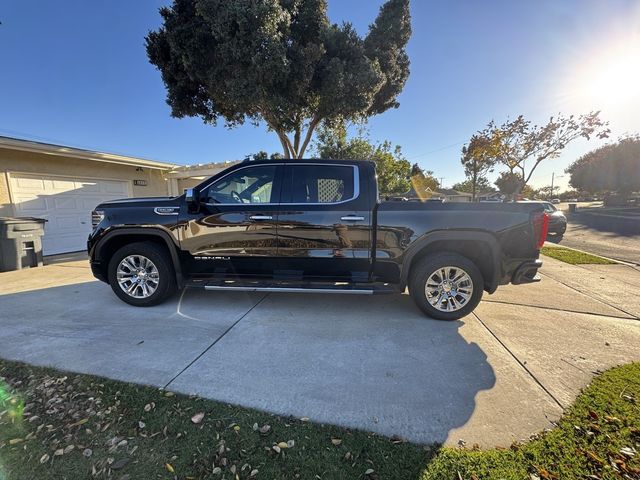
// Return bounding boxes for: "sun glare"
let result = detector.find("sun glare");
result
[579,42,640,108]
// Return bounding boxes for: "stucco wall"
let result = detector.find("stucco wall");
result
[0,148,171,216]
[177,177,203,193]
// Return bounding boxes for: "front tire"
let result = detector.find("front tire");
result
[408,253,484,321]
[107,242,176,307]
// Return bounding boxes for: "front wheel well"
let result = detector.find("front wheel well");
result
[406,240,496,292]
[94,234,179,284]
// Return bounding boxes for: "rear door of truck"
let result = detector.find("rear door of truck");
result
[276,162,373,280]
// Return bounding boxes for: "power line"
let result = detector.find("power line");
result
[407,140,467,160]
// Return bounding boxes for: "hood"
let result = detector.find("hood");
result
[96,196,179,209]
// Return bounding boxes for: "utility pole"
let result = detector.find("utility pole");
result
[439,177,445,188]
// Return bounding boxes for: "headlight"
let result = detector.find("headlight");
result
[91,210,105,228]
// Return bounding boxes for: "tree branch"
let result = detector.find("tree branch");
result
[298,115,321,158]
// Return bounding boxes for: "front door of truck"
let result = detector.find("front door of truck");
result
[180,164,283,276]
[276,163,372,279]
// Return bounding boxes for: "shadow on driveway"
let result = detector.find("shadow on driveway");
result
[0,282,495,445]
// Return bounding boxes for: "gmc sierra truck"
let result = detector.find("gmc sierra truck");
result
[88,159,548,320]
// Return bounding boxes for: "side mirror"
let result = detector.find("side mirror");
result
[185,188,197,205]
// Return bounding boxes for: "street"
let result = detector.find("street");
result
[556,202,640,265]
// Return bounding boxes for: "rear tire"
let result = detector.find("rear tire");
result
[107,242,176,307]
[408,252,484,321]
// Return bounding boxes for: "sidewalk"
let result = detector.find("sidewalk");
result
[538,255,640,319]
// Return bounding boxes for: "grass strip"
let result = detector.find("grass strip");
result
[541,246,617,265]
[1,360,639,479]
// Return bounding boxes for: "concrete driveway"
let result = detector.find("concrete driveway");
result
[1,254,639,447]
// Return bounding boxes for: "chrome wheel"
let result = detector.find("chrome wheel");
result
[116,255,160,299]
[425,266,474,312]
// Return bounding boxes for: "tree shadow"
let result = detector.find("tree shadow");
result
[568,211,640,236]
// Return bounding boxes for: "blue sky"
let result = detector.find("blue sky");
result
[1,0,639,190]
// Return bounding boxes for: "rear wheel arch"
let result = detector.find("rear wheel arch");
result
[400,231,501,293]
[93,229,183,287]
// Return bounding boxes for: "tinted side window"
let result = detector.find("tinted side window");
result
[204,166,277,204]
[290,166,355,204]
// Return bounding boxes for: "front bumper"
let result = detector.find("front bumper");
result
[511,259,543,284]
[90,260,108,283]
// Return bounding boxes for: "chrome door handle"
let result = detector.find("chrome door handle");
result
[249,215,273,221]
[340,215,365,222]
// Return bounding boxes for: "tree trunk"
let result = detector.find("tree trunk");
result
[275,115,321,159]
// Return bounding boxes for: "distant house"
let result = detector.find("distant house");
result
[404,185,473,202]
[436,188,473,202]
[477,192,505,202]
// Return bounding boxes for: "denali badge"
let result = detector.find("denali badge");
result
[154,207,180,215]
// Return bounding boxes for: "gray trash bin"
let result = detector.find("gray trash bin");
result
[568,203,577,213]
[0,217,47,272]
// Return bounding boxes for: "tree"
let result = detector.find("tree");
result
[469,113,609,195]
[452,177,493,195]
[411,163,424,177]
[146,0,411,159]
[537,185,560,200]
[566,135,640,195]
[314,123,411,194]
[243,151,282,161]
[460,135,496,200]
[494,171,522,196]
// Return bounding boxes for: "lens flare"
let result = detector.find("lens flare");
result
[0,383,24,423]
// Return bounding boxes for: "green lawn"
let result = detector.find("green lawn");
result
[1,360,639,479]
[541,246,617,265]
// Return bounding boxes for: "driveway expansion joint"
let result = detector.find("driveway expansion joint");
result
[472,312,565,410]
[482,299,635,321]
[539,271,639,321]
[163,293,270,389]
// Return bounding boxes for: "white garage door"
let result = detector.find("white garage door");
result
[10,173,130,255]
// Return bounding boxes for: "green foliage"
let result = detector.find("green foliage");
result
[460,135,497,200]
[520,184,539,199]
[146,0,411,158]
[452,177,493,195]
[423,362,640,479]
[243,151,283,161]
[468,113,609,194]
[494,171,522,196]
[566,135,640,194]
[314,122,411,194]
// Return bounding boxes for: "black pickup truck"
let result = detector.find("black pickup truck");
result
[88,159,547,320]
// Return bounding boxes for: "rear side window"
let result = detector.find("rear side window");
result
[289,165,355,204]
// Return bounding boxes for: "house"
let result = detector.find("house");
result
[477,192,504,202]
[435,188,473,202]
[404,185,472,202]
[0,136,234,255]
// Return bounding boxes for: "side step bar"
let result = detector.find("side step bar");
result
[204,285,375,294]
[187,277,398,295]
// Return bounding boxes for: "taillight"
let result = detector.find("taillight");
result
[532,211,549,249]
